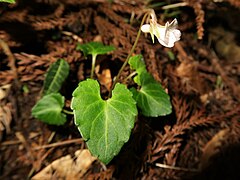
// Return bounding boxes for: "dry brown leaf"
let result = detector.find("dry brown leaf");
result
[0,103,12,141]
[0,84,11,100]
[199,128,229,170]
[32,149,96,180]
[95,65,112,91]
[0,84,12,141]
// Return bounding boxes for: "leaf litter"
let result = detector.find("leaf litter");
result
[0,0,240,179]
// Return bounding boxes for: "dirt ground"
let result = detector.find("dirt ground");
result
[0,0,240,179]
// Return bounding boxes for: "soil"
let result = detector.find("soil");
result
[0,0,240,179]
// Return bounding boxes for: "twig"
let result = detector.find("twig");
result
[0,140,21,146]
[33,138,83,150]
[0,132,40,146]
[15,132,38,170]
[0,39,18,81]
[47,131,56,143]
[174,42,188,62]
[155,163,199,172]
[28,147,55,178]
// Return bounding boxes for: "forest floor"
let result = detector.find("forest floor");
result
[0,0,240,179]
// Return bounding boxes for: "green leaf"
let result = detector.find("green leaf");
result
[131,72,172,116]
[129,55,172,117]
[71,79,137,164]
[0,0,15,3]
[167,50,175,61]
[76,42,115,57]
[43,59,70,95]
[128,55,147,85]
[32,93,67,125]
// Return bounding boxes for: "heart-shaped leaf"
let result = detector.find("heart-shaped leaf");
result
[43,59,70,95]
[32,93,67,125]
[76,42,115,57]
[129,55,172,117]
[71,79,137,164]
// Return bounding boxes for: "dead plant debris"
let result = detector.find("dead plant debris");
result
[0,0,240,179]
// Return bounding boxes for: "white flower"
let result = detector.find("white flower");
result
[141,13,181,48]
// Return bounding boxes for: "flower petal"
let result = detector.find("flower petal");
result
[141,24,151,33]
[168,18,178,29]
[171,29,181,41]
[141,13,181,47]
[157,38,170,47]
[155,19,181,47]
[157,29,181,47]
[155,24,166,40]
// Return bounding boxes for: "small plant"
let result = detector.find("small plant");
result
[32,59,70,125]
[32,9,181,164]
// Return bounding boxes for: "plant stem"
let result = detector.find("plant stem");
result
[62,109,74,115]
[91,54,97,79]
[123,71,137,83]
[108,12,149,97]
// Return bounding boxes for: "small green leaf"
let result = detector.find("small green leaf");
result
[215,75,223,89]
[0,0,15,3]
[22,84,29,94]
[76,42,115,57]
[43,59,70,95]
[129,55,147,85]
[71,79,137,164]
[167,50,175,61]
[32,93,67,125]
[129,55,172,117]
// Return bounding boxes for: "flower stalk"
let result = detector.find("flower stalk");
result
[109,9,181,97]
[109,12,149,97]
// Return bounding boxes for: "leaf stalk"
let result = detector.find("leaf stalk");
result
[91,54,97,79]
[62,109,74,115]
